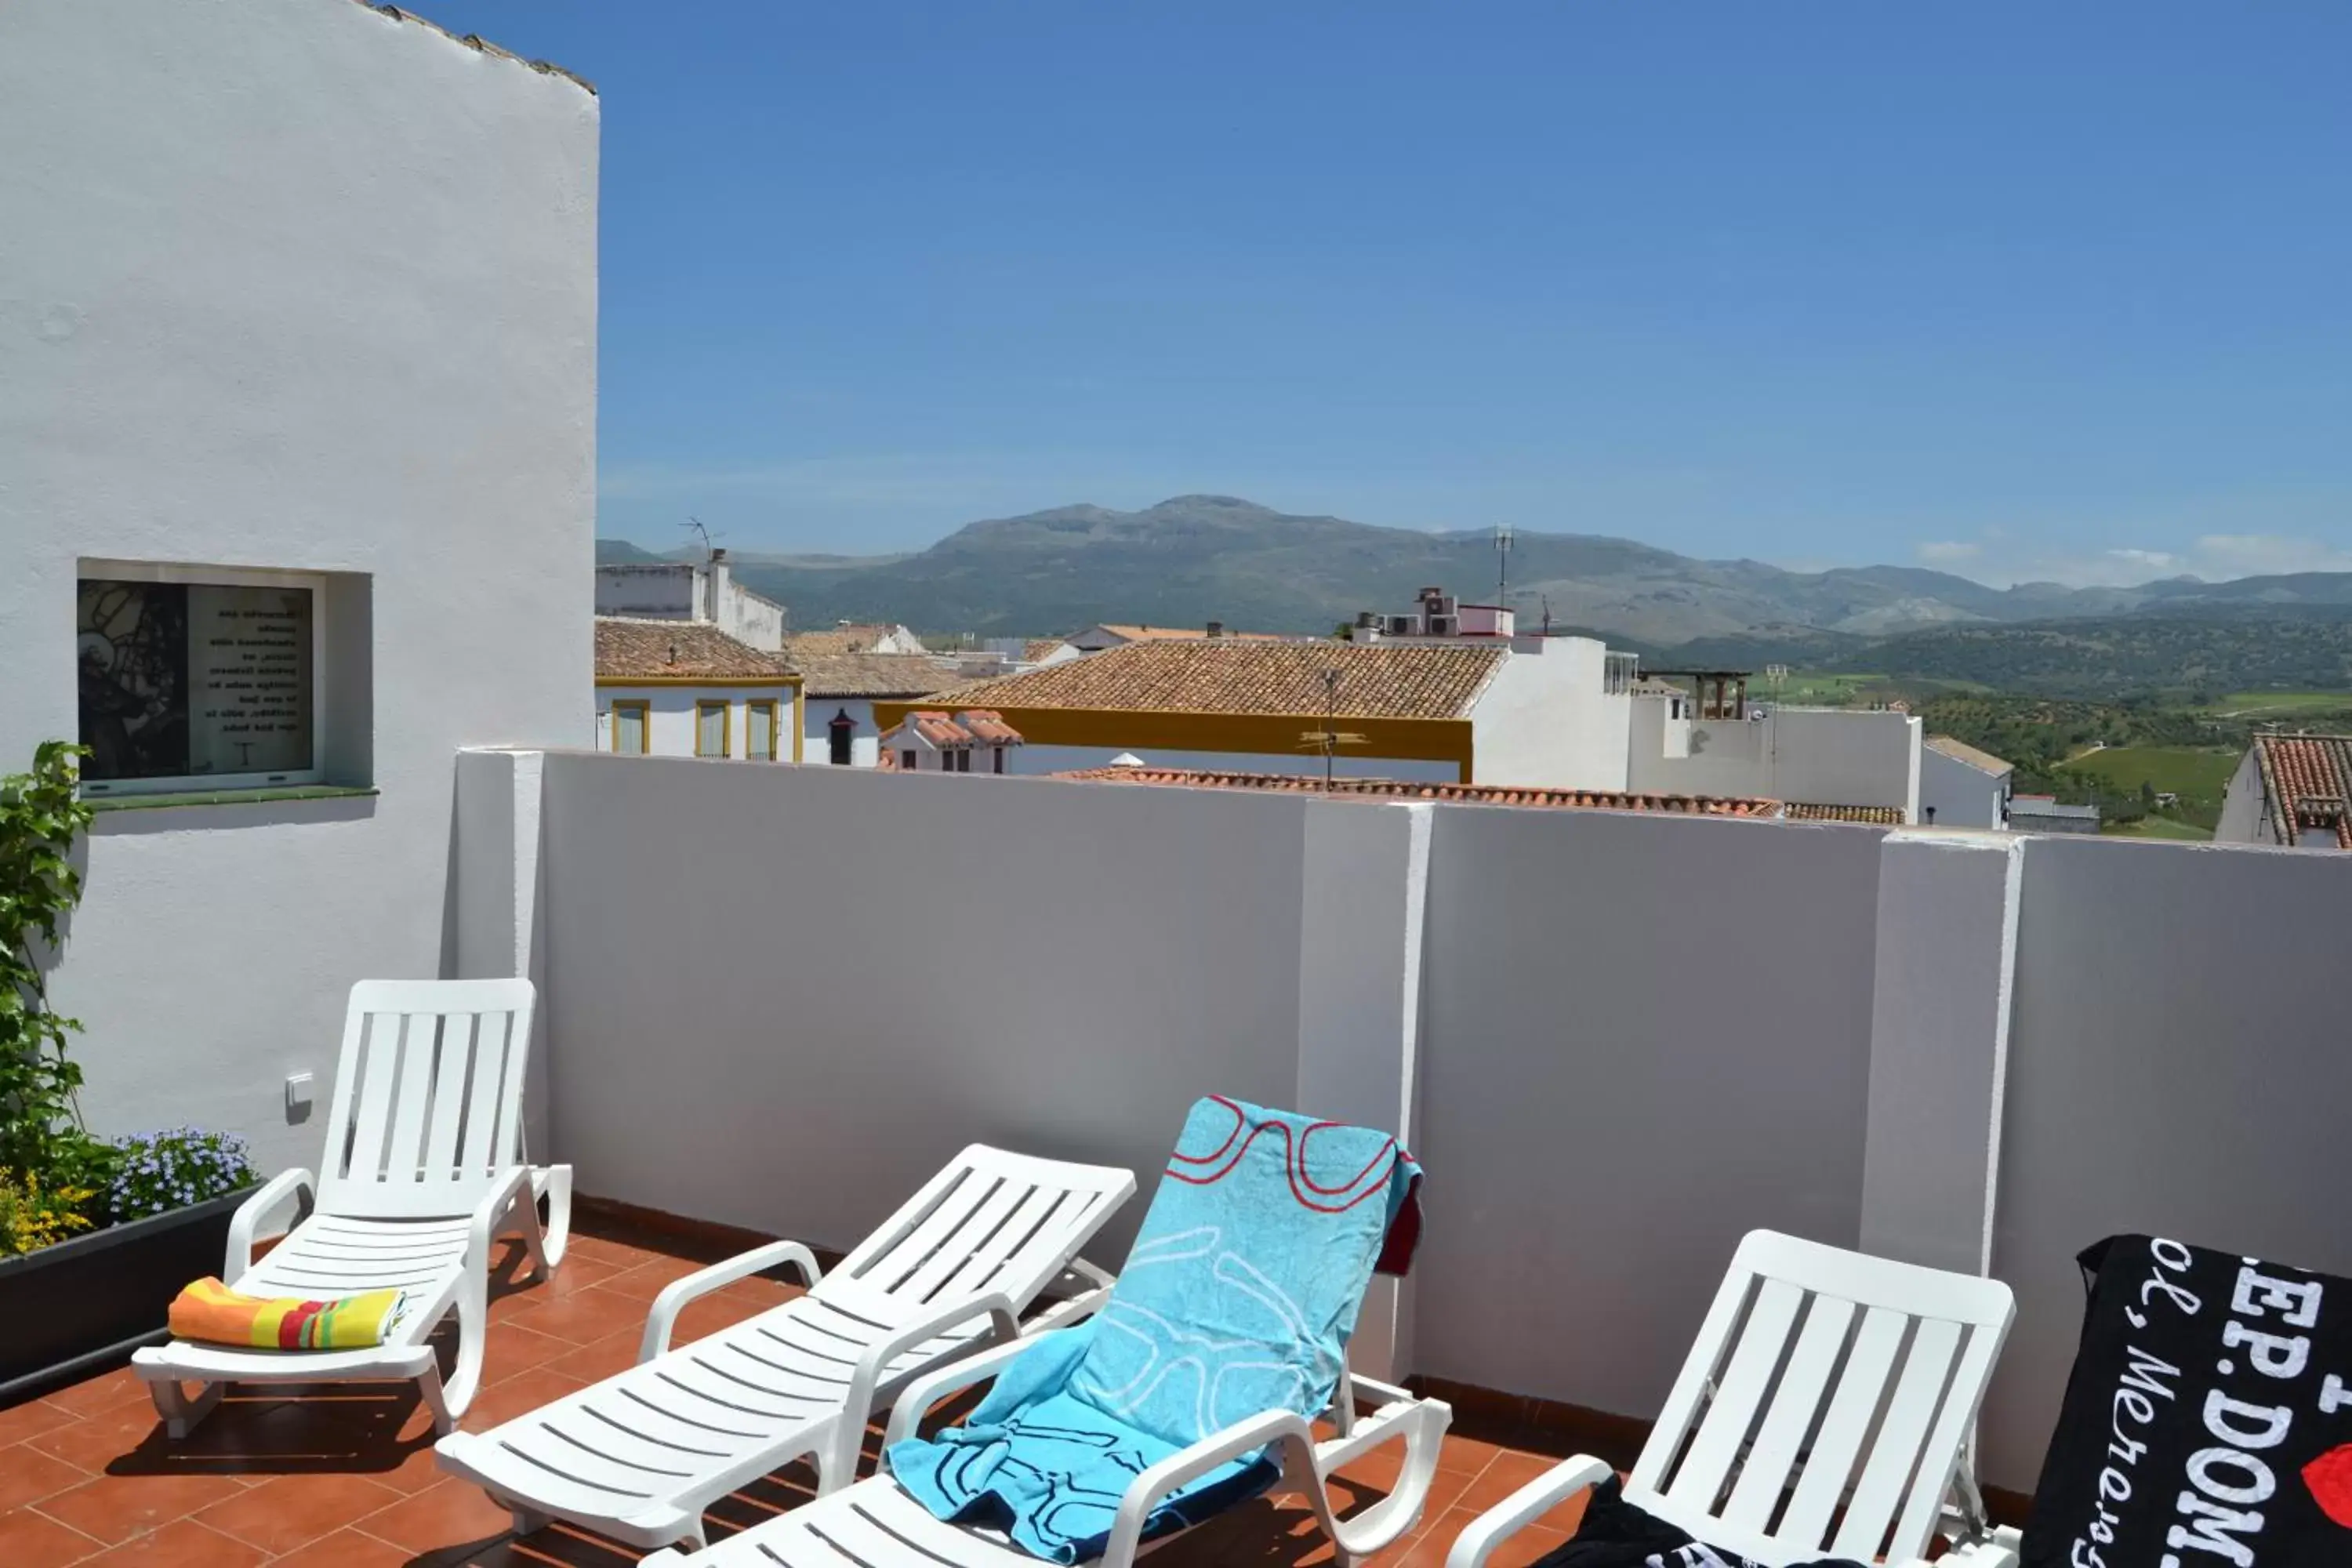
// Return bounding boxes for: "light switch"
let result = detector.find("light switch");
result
[285,1071,314,1123]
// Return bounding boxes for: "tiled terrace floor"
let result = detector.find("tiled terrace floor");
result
[0,1221,1593,1567]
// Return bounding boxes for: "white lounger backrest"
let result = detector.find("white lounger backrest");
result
[817,1144,1136,1317]
[1625,1230,2016,1568]
[314,978,538,1220]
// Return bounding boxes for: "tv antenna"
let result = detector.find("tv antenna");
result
[681,516,723,561]
[1541,593,1554,636]
[1493,523,1515,606]
[1298,667,1367,789]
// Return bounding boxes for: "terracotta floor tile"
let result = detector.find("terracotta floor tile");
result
[1450,1452,1593,1534]
[71,1518,265,1566]
[456,1367,588,1436]
[263,1526,415,1566]
[192,1471,404,1555]
[0,1504,105,1567]
[352,1475,518,1552]
[0,1399,83,1449]
[1436,1433,1504,1477]
[34,1472,248,1547]
[536,1329,642,1386]
[0,1444,95,1510]
[588,1254,711,1304]
[665,1289,786,1347]
[483,1321,574,1377]
[554,1233,663,1271]
[499,1287,649,1347]
[27,1402,166,1474]
[41,1372,152,1421]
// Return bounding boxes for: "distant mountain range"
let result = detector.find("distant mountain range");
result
[597,495,2352,694]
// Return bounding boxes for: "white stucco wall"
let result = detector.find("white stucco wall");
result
[1004,744,1460,782]
[1411,808,1892,1417]
[596,688,797,760]
[1918,746,2009,829]
[1984,836,2352,1486]
[0,0,597,1174]
[531,753,1318,1262]
[1467,637,1632,791]
[801,698,884,768]
[1630,706,1920,815]
[2212,746,2266,844]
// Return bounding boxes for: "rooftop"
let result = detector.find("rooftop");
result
[794,652,962,699]
[926,639,1508,720]
[2250,732,2352,848]
[783,626,907,659]
[593,618,796,682]
[1925,735,2015,776]
[0,1218,1588,1566]
[1784,802,1909,826]
[1053,767,1784,818]
[1085,623,1288,643]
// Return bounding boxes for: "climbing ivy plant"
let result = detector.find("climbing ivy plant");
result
[0,742,96,1178]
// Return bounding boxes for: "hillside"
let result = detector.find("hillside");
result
[595,495,2352,694]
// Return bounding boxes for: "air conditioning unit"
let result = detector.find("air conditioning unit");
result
[1428,616,1458,636]
[1384,615,1417,636]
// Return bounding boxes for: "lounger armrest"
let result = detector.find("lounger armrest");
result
[1099,1408,1323,1568]
[820,1290,1021,1489]
[465,1167,537,1276]
[640,1238,826,1363]
[1445,1455,1613,1568]
[226,1167,315,1276]
[1903,1527,2021,1568]
[880,1327,1062,1450]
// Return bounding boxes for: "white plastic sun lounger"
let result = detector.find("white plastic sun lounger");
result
[132,978,568,1438]
[435,1146,1137,1553]
[1448,1230,2018,1568]
[637,1327,1452,1568]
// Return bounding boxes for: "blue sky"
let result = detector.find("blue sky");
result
[425,2,2350,584]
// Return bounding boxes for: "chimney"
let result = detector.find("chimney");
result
[1206,621,1225,638]
[702,550,731,624]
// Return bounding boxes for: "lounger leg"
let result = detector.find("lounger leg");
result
[510,1504,553,1536]
[1321,1399,1451,1561]
[148,1377,224,1439]
[416,1359,456,1436]
[535,1164,572,1273]
[437,1273,492,1423]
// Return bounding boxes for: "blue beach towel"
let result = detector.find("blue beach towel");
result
[887,1096,1424,1563]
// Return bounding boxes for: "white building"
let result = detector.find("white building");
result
[875,710,1025,774]
[875,636,1631,786]
[795,652,962,768]
[1919,735,2015,829]
[784,622,930,659]
[1623,670,1922,822]
[595,619,800,761]
[594,551,786,652]
[2216,733,2351,850]
[1,0,597,1173]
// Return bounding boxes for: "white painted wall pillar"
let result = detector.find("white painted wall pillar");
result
[1857,829,2024,1276]
[1293,800,1435,1383]
[453,747,553,1159]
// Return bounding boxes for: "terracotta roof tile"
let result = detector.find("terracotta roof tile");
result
[595,619,794,681]
[1091,624,1289,643]
[1051,768,1784,817]
[927,640,1505,721]
[1925,735,2014,775]
[2252,734,2352,848]
[1784,803,1907,825]
[1024,639,1071,663]
[795,652,961,698]
[957,710,1025,745]
[784,627,890,659]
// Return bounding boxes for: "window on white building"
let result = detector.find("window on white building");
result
[610,700,648,754]
[902,749,918,771]
[76,564,326,797]
[695,700,729,758]
[1602,652,1637,696]
[745,699,778,761]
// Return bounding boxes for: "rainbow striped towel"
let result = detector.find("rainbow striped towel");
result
[168,1276,408,1351]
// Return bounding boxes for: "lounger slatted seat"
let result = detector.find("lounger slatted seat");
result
[132,978,568,1436]
[435,1145,1136,1552]
[1448,1230,2019,1568]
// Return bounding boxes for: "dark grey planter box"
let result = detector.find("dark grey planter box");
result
[0,1185,254,1403]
